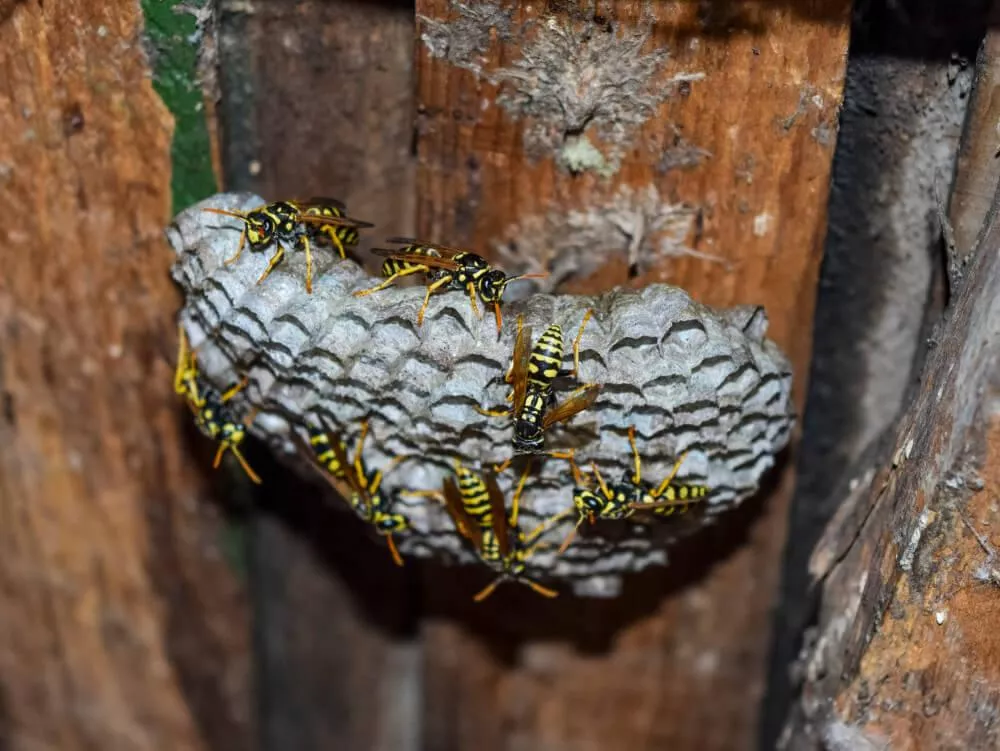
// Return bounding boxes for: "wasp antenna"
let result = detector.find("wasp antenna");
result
[557,518,583,555]
[386,534,404,567]
[232,446,262,484]
[473,576,504,602]
[202,206,249,220]
[524,578,558,598]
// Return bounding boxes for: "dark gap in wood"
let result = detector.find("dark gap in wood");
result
[759,2,992,746]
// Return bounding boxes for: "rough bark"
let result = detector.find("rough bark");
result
[0,1,252,749]
[413,1,849,748]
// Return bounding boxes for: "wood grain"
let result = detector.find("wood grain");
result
[413,1,849,748]
[213,1,420,748]
[0,1,252,749]
[783,175,1000,751]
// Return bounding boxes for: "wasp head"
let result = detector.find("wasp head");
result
[573,488,606,518]
[476,269,510,303]
[512,421,544,454]
[244,211,275,248]
[374,512,407,534]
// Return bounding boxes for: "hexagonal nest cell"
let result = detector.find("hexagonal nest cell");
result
[169,192,794,597]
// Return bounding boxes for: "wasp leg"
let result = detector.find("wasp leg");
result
[524,508,573,548]
[300,234,314,294]
[352,420,371,480]
[492,302,503,335]
[569,309,593,379]
[628,425,642,485]
[557,515,585,555]
[224,228,247,266]
[491,456,514,475]
[507,459,533,528]
[353,264,427,298]
[416,276,453,327]
[256,244,286,286]
[327,227,347,260]
[220,375,250,403]
[465,282,481,318]
[652,451,690,499]
[590,461,611,503]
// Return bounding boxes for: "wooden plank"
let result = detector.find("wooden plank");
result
[783,172,1000,751]
[413,1,850,748]
[214,1,420,748]
[0,1,252,749]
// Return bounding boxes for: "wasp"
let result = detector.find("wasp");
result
[557,426,708,553]
[174,325,261,484]
[203,198,374,294]
[479,312,601,465]
[353,238,546,333]
[410,460,568,600]
[296,417,409,566]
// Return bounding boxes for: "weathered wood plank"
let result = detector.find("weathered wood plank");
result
[413,1,849,748]
[214,1,420,748]
[0,1,252,748]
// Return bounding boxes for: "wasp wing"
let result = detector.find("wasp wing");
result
[295,212,374,229]
[368,248,462,271]
[443,476,483,552]
[383,238,474,258]
[299,196,347,211]
[509,322,533,414]
[542,384,602,430]
[484,472,512,560]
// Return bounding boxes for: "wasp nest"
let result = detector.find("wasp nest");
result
[169,193,794,597]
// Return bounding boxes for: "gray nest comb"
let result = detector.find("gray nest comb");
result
[168,192,794,597]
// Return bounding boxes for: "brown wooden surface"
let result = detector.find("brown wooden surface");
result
[413,1,850,748]
[782,181,1000,750]
[0,2,252,749]
[780,35,1000,747]
[213,1,421,749]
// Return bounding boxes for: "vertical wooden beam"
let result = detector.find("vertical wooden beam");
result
[413,1,850,747]
[215,1,419,748]
[0,1,252,749]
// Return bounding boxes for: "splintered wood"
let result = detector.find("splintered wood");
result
[413,1,850,749]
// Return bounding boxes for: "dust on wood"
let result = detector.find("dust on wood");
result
[0,1,251,749]
[413,0,850,748]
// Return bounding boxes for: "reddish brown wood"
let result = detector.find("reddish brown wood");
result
[413,1,850,748]
[0,1,251,748]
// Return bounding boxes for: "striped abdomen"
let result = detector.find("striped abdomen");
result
[638,484,709,517]
[527,324,564,392]
[455,465,493,522]
[303,206,359,253]
[381,245,442,278]
[308,427,345,477]
[479,527,503,565]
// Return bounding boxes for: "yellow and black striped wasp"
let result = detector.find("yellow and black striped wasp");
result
[353,238,547,333]
[203,198,374,294]
[294,416,409,566]
[479,312,601,464]
[174,325,261,483]
[557,426,708,553]
[441,460,569,601]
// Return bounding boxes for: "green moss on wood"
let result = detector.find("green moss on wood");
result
[142,0,216,212]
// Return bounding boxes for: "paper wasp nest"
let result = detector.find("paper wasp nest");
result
[169,193,794,597]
